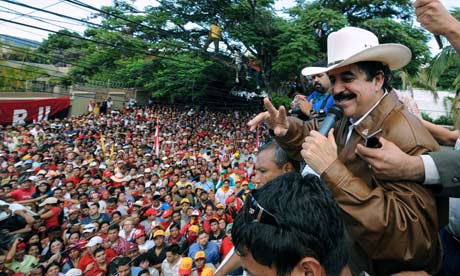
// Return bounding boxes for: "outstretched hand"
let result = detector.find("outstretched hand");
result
[247,97,289,137]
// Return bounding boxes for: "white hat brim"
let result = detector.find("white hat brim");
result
[301,44,411,76]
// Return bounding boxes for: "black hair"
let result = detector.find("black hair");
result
[138,269,150,276]
[115,256,131,268]
[232,173,347,276]
[355,61,392,91]
[133,253,150,266]
[108,224,120,232]
[45,262,60,273]
[312,60,327,67]
[166,244,180,255]
[94,246,106,256]
[170,223,181,231]
[91,202,100,209]
[258,141,300,172]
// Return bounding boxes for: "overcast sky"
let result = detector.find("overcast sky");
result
[0,0,458,55]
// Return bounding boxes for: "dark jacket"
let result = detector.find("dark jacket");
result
[275,90,446,275]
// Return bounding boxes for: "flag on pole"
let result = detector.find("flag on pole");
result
[154,118,160,157]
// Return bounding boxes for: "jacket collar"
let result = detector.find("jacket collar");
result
[352,89,399,139]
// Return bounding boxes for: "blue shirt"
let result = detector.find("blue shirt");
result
[194,181,215,192]
[307,91,335,113]
[188,241,220,265]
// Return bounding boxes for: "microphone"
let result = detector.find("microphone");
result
[434,35,443,49]
[318,105,344,136]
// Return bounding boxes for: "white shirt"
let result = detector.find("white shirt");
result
[161,257,182,276]
[346,91,388,144]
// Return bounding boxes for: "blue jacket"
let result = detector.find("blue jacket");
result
[307,91,335,113]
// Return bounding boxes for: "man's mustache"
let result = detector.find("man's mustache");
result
[333,92,356,102]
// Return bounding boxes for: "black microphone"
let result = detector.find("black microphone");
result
[318,105,344,136]
[434,35,443,49]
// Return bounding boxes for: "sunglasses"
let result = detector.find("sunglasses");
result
[245,193,279,227]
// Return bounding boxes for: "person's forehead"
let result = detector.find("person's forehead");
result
[255,150,278,169]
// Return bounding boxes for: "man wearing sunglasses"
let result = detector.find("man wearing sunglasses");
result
[232,173,348,276]
[215,141,299,276]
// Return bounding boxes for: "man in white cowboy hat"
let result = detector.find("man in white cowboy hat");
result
[248,26,446,275]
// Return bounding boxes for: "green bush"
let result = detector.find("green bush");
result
[269,93,292,109]
[434,115,454,126]
[421,112,433,123]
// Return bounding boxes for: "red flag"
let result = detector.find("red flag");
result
[154,118,160,157]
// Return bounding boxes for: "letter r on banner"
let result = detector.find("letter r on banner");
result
[13,109,28,126]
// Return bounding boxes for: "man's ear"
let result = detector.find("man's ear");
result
[282,162,294,173]
[292,256,324,276]
[373,71,385,91]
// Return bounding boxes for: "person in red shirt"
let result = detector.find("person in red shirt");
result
[9,179,35,201]
[78,236,116,272]
[220,223,234,259]
[38,197,62,228]
[83,247,108,276]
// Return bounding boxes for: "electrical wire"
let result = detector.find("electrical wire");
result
[0,0,64,26]
[0,2,262,101]
[0,5,89,28]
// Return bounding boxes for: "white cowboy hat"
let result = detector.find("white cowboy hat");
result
[301,27,411,76]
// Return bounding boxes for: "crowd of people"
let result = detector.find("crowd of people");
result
[0,104,269,276]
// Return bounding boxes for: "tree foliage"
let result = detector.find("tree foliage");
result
[24,0,439,102]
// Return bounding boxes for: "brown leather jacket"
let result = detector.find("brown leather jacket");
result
[275,90,447,275]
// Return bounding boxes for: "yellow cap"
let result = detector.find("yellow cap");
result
[194,250,206,260]
[201,267,215,276]
[178,257,193,274]
[153,229,165,238]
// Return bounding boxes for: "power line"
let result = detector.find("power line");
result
[0,4,255,94]
[1,0,122,34]
[1,1,237,80]
[0,5,87,28]
[0,0,64,26]
[0,29,237,95]
[2,46,242,95]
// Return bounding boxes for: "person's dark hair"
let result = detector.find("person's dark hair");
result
[108,224,120,232]
[91,202,100,209]
[93,246,105,257]
[115,256,131,268]
[26,242,42,254]
[232,173,347,276]
[355,61,392,91]
[312,60,327,67]
[133,253,150,266]
[138,269,150,276]
[30,264,45,275]
[111,211,122,218]
[45,262,60,273]
[257,141,300,172]
[166,244,180,255]
[170,223,180,231]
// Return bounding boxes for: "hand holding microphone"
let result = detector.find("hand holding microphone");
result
[301,105,343,174]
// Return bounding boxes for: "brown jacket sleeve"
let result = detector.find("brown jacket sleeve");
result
[274,116,320,161]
